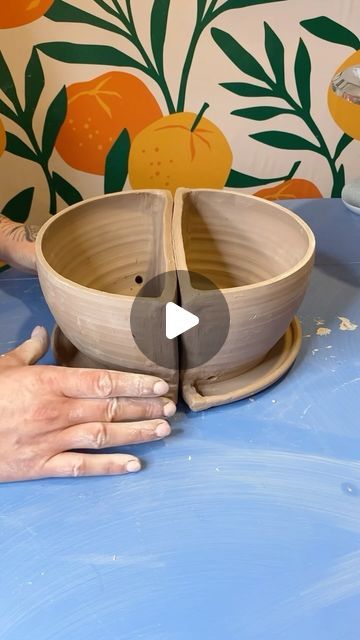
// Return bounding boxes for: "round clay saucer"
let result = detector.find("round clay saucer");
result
[51,318,301,411]
[181,317,302,411]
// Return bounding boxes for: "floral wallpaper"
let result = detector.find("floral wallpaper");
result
[1,0,360,228]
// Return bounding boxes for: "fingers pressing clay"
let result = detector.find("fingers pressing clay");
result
[65,396,176,425]
[60,419,172,451]
[41,452,142,478]
[50,368,170,399]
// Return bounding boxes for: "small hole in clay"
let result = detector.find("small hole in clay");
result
[135,275,143,284]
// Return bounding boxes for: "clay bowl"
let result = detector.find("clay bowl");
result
[173,188,315,410]
[36,190,178,400]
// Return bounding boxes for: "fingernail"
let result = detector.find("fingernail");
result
[163,401,176,417]
[155,421,171,438]
[126,459,141,473]
[31,326,46,339]
[153,380,169,395]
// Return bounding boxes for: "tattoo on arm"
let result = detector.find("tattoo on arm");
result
[0,214,39,243]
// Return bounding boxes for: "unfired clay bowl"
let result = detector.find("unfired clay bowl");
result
[173,188,315,410]
[36,190,178,400]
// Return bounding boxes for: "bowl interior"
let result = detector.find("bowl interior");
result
[181,191,312,289]
[40,192,168,296]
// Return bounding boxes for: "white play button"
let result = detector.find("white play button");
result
[165,302,199,340]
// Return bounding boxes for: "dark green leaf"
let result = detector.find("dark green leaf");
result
[0,51,18,105]
[6,133,37,162]
[250,130,320,152]
[42,86,67,159]
[45,1,128,38]
[264,22,284,86]
[300,17,360,50]
[214,0,285,15]
[52,172,83,205]
[0,98,17,122]
[295,39,311,112]
[226,168,286,188]
[104,129,130,194]
[37,42,147,73]
[1,187,35,223]
[220,81,274,97]
[197,0,207,19]
[151,0,171,74]
[232,106,292,119]
[25,48,45,119]
[212,27,272,85]
[332,163,345,197]
[334,133,353,162]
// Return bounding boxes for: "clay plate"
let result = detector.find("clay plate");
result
[182,317,302,411]
[52,318,301,410]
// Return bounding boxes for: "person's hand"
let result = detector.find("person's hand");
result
[0,214,37,272]
[0,326,175,482]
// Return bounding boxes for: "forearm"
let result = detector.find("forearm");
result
[0,214,38,271]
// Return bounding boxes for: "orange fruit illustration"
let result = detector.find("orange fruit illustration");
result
[128,103,233,194]
[328,50,360,140]
[55,72,163,175]
[0,0,54,28]
[254,178,322,200]
[0,119,6,157]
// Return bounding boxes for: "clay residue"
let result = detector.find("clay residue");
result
[316,327,332,336]
[315,317,325,326]
[338,316,358,331]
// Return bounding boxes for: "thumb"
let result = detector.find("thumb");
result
[1,326,49,366]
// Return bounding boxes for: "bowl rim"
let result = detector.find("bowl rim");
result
[35,189,176,302]
[172,187,316,293]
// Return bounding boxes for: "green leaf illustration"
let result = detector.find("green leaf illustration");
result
[250,130,320,152]
[215,0,286,13]
[264,22,285,86]
[232,106,292,119]
[151,0,171,75]
[220,82,274,97]
[294,39,311,112]
[226,160,300,188]
[1,187,35,223]
[52,173,83,206]
[42,86,67,159]
[0,98,17,122]
[197,0,207,18]
[300,17,360,50]
[212,27,272,85]
[37,42,147,74]
[45,0,128,37]
[25,48,45,120]
[332,163,345,196]
[6,133,37,162]
[334,133,353,162]
[104,129,131,194]
[0,52,18,105]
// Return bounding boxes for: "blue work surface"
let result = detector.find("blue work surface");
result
[0,198,359,639]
